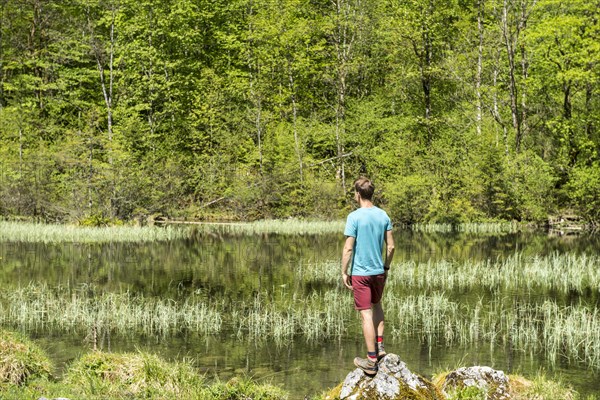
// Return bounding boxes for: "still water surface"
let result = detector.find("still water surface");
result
[1,229,599,398]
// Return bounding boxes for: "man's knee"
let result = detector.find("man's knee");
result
[359,308,373,320]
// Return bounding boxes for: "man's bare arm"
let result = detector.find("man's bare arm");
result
[341,236,355,289]
[384,230,395,270]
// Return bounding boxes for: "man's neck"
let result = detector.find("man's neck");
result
[359,199,374,208]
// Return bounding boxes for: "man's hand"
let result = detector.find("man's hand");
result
[342,273,353,290]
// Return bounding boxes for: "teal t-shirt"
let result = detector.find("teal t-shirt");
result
[344,206,393,276]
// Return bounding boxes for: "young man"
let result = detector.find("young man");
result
[341,177,395,376]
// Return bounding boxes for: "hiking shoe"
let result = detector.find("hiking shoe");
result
[376,342,387,362]
[354,357,378,376]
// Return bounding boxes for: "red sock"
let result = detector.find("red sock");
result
[377,336,383,343]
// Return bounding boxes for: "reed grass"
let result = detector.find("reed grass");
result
[194,219,346,235]
[302,252,600,294]
[0,285,222,336]
[410,222,522,234]
[3,284,600,369]
[196,220,521,235]
[0,220,527,242]
[0,221,189,243]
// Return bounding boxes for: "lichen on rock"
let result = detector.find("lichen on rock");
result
[326,353,443,400]
[440,366,510,400]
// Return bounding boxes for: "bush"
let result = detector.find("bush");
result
[565,163,600,224]
[385,174,434,224]
[502,151,556,221]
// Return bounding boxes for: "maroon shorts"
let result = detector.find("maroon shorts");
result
[352,274,386,310]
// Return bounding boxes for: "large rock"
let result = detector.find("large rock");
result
[439,366,510,400]
[325,353,443,400]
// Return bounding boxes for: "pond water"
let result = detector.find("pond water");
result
[1,229,599,398]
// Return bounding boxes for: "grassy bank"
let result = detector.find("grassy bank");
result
[0,329,592,400]
[0,328,287,399]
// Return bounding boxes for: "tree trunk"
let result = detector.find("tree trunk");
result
[247,0,263,176]
[423,1,432,128]
[585,75,594,141]
[288,65,303,182]
[563,80,572,120]
[332,0,356,194]
[0,1,4,111]
[491,49,508,156]
[146,8,155,149]
[476,0,484,136]
[501,0,521,152]
[519,2,530,143]
[29,0,46,112]
[89,4,117,216]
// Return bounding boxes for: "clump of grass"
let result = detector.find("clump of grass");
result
[64,351,203,398]
[0,329,53,386]
[507,373,583,400]
[0,221,189,243]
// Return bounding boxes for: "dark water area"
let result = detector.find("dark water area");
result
[1,229,600,398]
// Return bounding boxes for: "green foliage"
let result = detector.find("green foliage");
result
[0,0,598,223]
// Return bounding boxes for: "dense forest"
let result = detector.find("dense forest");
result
[0,0,598,224]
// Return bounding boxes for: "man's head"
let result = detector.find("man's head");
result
[354,177,374,201]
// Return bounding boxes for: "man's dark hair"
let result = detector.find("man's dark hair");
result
[354,177,374,201]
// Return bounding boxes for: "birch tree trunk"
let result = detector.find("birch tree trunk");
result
[89,3,117,216]
[331,0,359,193]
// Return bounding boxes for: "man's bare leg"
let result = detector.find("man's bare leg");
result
[353,307,380,375]
[372,302,386,360]
[372,302,384,337]
[360,308,376,353]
